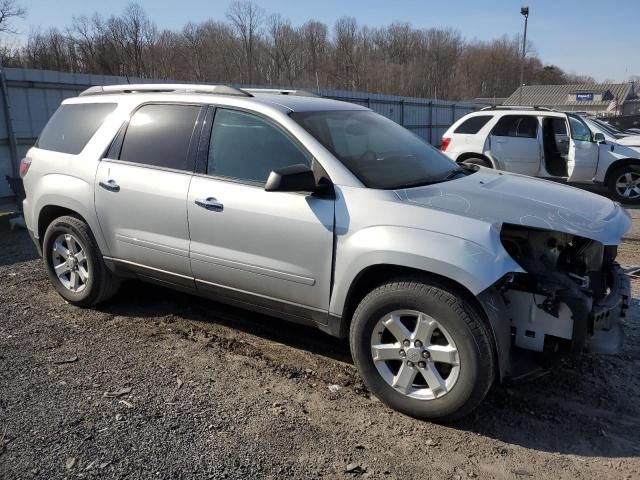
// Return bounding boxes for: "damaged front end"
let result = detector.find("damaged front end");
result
[483,224,630,378]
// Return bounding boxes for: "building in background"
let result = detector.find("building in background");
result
[503,83,638,116]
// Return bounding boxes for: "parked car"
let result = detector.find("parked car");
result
[441,106,640,203]
[21,85,631,421]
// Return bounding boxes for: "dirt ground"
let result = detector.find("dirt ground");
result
[1,207,639,480]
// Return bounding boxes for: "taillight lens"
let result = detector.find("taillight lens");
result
[441,137,451,151]
[19,157,32,178]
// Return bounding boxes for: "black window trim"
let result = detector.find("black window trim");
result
[197,105,323,189]
[101,101,206,174]
[453,114,493,135]
[490,114,539,139]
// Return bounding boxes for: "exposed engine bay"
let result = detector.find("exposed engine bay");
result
[497,224,630,364]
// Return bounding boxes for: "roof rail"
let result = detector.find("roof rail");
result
[479,105,556,112]
[243,88,319,98]
[79,83,252,97]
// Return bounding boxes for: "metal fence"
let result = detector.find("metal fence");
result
[0,67,478,200]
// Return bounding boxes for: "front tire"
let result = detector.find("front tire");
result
[349,278,495,422]
[607,165,640,204]
[43,215,120,307]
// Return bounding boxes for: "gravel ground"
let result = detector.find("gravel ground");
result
[1,208,640,479]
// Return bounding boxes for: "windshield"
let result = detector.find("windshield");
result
[592,118,624,136]
[290,110,462,189]
[582,117,617,142]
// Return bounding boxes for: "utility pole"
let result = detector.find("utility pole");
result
[519,6,529,105]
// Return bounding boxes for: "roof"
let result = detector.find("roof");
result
[504,82,635,107]
[74,83,367,113]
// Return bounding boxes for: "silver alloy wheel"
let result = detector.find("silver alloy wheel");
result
[370,310,460,400]
[615,171,640,199]
[51,233,89,293]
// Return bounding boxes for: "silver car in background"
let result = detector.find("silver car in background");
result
[21,84,631,421]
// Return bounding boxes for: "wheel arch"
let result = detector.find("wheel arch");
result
[603,158,640,186]
[456,152,494,168]
[336,263,508,380]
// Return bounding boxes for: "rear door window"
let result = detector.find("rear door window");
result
[37,103,117,154]
[118,104,201,171]
[492,115,538,138]
[454,115,493,134]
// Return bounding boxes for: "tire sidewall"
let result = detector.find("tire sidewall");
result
[43,217,98,304]
[351,286,486,420]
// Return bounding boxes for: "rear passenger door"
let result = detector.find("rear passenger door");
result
[489,115,541,176]
[187,107,335,323]
[95,103,203,286]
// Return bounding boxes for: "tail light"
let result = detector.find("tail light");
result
[19,157,32,178]
[441,137,451,151]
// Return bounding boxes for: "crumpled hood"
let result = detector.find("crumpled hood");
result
[396,168,631,245]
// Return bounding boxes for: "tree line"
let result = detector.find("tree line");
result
[1,1,596,100]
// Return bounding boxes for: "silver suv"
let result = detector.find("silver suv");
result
[22,84,631,421]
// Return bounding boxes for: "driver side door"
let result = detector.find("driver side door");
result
[567,115,599,183]
[187,107,335,324]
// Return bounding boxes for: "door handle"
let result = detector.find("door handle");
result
[195,197,224,212]
[99,179,120,192]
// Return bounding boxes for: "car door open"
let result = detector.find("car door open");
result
[187,107,335,324]
[567,114,599,183]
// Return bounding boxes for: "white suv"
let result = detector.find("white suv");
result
[442,107,640,203]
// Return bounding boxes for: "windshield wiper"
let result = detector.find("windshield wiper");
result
[393,168,466,190]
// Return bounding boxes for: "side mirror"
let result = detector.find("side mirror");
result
[593,132,606,143]
[265,164,318,193]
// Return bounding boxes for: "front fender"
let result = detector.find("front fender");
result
[329,224,523,317]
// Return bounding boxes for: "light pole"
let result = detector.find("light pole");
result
[519,6,529,105]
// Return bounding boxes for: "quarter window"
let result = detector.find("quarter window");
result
[492,115,538,139]
[207,109,310,184]
[119,104,200,171]
[454,115,493,134]
[37,103,117,154]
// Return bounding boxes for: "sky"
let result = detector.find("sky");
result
[14,0,640,83]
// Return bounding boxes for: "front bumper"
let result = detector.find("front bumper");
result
[588,264,630,354]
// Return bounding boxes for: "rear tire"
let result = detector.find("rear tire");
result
[42,215,120,307]
[460,157,491,168]
[349,277,495,422]
[607,164,640,204]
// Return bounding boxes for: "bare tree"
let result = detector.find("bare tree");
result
[16,2,597,100]
[0,0,25,34]
[226,0,264,83]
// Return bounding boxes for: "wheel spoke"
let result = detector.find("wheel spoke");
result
[412,313,437,343]
[418,363,447,395]
[371,343,402,361]
[66,235,78,254]
[70,271,80,290]
[625,173,634,183]
[77,266,89,283]
[383,314,412,343]
[75,250,86,264]
[54,263,71,276]
[392,363,417,393]
[53,242,70,257]
[427,344,459,365]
